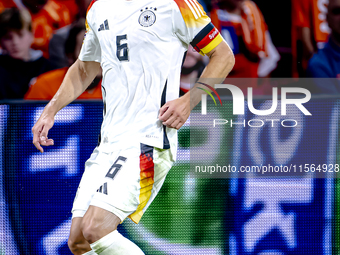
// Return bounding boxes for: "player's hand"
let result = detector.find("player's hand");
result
[158,96,190,130]
[32,114,55,153]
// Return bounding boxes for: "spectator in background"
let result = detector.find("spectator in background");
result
[24,0,78,57]
[49,0,93,68]
[292,0,330,77]
[25,19,102,100]
[1,0,79,58]
[306,0,340,93]
[180,45,206,94]
[210,0,279,94]
[0,8,55,99]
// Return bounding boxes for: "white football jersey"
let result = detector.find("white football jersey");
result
[79,0,223,155]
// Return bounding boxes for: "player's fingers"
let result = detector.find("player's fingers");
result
[32,125,44,153]
[159,104,172,120]
[162,114,177,127]
[169,118,181,129]
[33,140,44,153]
[39,124,51,145]
[159,102,169,115]
[175,121,184,130]
[44,139,54,146]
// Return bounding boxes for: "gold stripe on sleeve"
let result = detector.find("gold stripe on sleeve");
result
[200,33,223,55]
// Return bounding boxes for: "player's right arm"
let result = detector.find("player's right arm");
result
[32,59,100,153]
[33,0,101,153]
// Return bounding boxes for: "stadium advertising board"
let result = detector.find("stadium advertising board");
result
[0,94,338,254]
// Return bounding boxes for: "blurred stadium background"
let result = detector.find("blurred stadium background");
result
[0,0,339,253]
[0,97,339,255]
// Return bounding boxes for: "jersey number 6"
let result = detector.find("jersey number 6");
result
[106,156,127,179]
[116,34,129,61]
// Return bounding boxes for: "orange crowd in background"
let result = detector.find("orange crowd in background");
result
[1,0,79,58]
[0,0,339,100]
[291,0,330,77]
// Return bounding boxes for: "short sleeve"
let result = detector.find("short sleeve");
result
[79,1,101,62]
[172,0,224,55]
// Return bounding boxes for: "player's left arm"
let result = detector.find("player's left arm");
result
[159,40,235,129]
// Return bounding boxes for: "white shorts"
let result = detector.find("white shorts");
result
[71,143,175,224]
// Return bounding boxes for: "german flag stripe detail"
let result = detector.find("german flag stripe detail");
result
[191,22,215,47]
[200,33,223,55]
[129,144,155,224]
[191,22,223,55]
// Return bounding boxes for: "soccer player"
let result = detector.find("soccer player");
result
[32,0,235,254]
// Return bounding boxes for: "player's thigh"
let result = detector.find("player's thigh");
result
[72,148,113,217]
[89,144,151,224]
[82,205,121,239]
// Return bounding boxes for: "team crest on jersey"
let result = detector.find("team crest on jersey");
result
[139,7,157,27]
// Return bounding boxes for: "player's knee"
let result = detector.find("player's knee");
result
[81,217,103,244]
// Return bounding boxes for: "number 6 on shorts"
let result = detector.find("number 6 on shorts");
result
[106,156,127,179]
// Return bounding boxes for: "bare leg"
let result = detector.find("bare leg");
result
[81,205,144,254]
[81,205,121,243]
[68,217,93,255]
